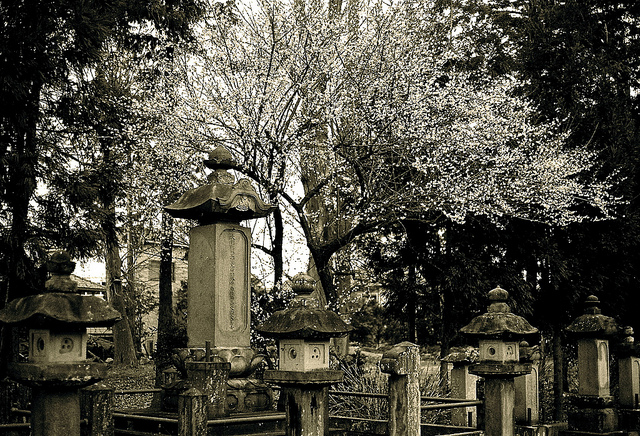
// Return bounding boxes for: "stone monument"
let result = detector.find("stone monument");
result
[165,146,276,414]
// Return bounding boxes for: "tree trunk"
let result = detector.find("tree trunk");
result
[272,207,284,291]
[1,78,42,372]
[104,201,138,367]
[439,291,450,391]
[407,264,417,343]
[553,324,564,421]
[156,211,176,385]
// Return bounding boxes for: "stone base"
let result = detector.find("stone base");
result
[561,431,624,436]
[516,422,568,436]
[619,408,640,431]
[567,408,618,433]
[226,378,273,413]
[162,378,273,415]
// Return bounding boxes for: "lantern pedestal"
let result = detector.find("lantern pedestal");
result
[470,364,532,436]
[566,396,620,435]
[7,362,109,436]
[264,370,343,436]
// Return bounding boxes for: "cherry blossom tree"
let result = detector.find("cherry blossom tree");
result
[162,0,617,304]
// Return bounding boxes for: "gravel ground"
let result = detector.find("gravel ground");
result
[101,362,157,410]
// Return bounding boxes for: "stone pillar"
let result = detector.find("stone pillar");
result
[617,327,640,431]
[514,367,539,425]
[178,388,208,436]
[514,343,539,425]
[81,383,114,436]
[619,356,640,409]
[264,371,343,436]
[445,352,478,427]
[577,338,611,397]
[380,342,421,436]
[485,378,516,436]
[31,387,81,436]
[188,223,251,349]
[186,361,230,418]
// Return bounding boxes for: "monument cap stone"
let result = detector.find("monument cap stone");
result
[165,147,275,224]
[460,286,538,342]
[566,295,618,338]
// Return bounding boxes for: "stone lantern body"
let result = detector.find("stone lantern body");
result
[165,146,276,414]
[460,286,538,436]
[0,251,121,436]
[565,295,619,435]
[257,273,352,436]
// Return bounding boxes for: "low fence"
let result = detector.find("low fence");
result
[0,386,482,436]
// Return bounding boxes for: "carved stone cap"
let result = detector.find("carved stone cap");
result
[566,295,618,339]
[460,287,538,341]
[256,272,351,339]
[204,146,236,169]
[0,293,121,327]
[45,251,77,293]
[0,251,121,328]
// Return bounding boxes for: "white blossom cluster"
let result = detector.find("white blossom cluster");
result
[161,0,618,232]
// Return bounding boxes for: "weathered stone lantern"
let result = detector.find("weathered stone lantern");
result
[565,295,619,434]
[460,286,538,436]
[165,146,276,414]
[257,272,352,436]
[0,251,121,436]
[617,326,640,431]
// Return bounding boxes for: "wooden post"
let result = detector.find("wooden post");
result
[81,383,114,436]
[178,388,208,436]
[380,342,421,436]
[186,361,230,418]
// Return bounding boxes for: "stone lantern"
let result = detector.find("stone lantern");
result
[165,146,276,414]
[0,251,121,436]
[617,326,640,431]
[460,286,538,436]
[257,272,352,436]
[565,295,619,434]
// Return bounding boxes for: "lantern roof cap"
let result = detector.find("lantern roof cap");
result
[566,295,618,338]
[0,293,121,327]
[0,251,121,327]
[460,286,538,341]
[165,148,275,224]
[256,273,352,339]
